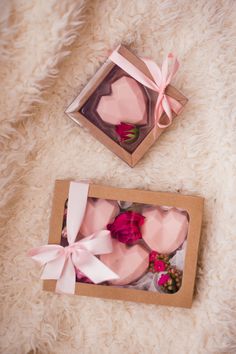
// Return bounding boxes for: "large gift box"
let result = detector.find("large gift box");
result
[65,45,188,167]
[29,180,204,308]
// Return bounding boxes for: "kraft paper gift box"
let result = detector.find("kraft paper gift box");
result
[29,180,204,308]
[65,45,188,167]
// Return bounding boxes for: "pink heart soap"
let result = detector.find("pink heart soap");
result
[141,207,188,254]
[79,198,119,237]
[100,239,149,285]
[96,76,147,125]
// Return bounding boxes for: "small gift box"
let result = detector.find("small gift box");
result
[29,180,204,308]
[65,45,188,167]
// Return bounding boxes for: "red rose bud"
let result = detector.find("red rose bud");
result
[107,211,145,245]
[115,122,139,143]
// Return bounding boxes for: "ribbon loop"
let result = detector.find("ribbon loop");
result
[28,182,119,294]
[109,49,182,128]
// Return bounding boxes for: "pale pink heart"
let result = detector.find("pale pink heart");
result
[96,76,147,125]
[79,198,119,237]
[100,239,149,285]
[141,207,189,254]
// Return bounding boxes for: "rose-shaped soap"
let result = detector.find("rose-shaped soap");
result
[141,207,188,254]
[79,198,119,237]
[107,211,145,245]
[96,76,147,125]
[100,239,149,285]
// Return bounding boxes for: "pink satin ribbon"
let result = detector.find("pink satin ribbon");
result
[109,50,183,128]
[28,182,119,294]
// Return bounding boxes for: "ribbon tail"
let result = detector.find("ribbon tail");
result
[142,57,162,87]
[74,251,119,284]
[167,95,183,115]
[154,94,164,127]
[28,245,63,265]
[161,56,169,82]
[41,253,66,280]
[156,94,181,128]
[56,255,76,294]
[166,53,179,85]
[109,50,158,91]
[162,95,172,120]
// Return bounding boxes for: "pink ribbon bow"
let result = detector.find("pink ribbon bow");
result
[28,182,119,294]
[109,50,183,128]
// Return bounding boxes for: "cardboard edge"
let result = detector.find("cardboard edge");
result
[67,111,133,167]
[65,59,115,115]
[43,279,193,308]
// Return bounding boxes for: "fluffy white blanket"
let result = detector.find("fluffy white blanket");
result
[1,0,236,353]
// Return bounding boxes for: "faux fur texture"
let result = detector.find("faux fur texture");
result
[0,0,236,353]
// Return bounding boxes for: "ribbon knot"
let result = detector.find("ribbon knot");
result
[109,49,183,129]
[65,244,75,254]
[158,86,166,96]
[28,182,119,294]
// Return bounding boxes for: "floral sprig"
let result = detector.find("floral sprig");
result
[149,251,170,272]
[157,268,182,293]
[149,251,183,293]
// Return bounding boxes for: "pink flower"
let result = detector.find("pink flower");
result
[158,274,171,286]
[107,211,145,245]
[149,251,158,262]
[154,260,166,272]
[115,123,139,143]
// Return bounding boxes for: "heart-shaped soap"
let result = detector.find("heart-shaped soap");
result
[96,76,147,125]
[79,198,119,237]
[100,239,149,285]
[141,207,188,254]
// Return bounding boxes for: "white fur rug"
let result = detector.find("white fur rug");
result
[1,0,236,353]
